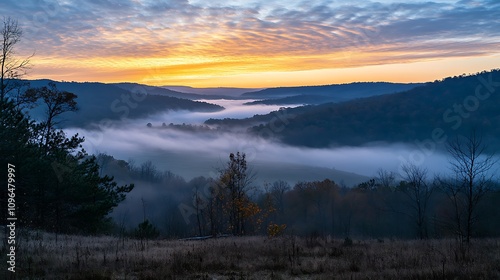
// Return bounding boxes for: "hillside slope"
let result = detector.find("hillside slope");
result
[115,83,252,100]
[246,70,500,148]
[25,80,224,128]
[241,82,421,105]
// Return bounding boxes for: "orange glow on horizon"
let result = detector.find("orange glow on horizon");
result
[6,0,499,88]
[26,53,500,88]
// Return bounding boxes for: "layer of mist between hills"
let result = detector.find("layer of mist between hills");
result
[67,120,457,186]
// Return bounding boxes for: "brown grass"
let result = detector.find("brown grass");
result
[2,230,500,279]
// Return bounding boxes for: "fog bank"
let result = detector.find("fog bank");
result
[64,99,493,186]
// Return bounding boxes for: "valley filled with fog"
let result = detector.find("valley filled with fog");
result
[66,98,455,187]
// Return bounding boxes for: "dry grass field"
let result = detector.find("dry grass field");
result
[2,230,500,279]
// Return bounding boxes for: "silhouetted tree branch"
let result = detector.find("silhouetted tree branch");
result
[445,130,496,242]
[1,17,32,102]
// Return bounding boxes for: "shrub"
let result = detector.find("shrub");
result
[133,219,160,240]
[268,223,287,237]
[343,237,353,246]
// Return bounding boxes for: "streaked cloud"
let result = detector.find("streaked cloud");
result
[1,0,499,86]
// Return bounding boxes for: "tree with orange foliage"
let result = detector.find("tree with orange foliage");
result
[217,152,261,235]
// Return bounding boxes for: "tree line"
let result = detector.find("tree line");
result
[173,134,499,242]
[95,137,499,242]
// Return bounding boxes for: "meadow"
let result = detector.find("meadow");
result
[2,231,500,279]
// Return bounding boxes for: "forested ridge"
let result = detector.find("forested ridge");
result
[246,69,500,148]
[23,79,224,128]
[242,82,421,105]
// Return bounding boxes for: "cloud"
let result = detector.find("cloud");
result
[2,0,499,85]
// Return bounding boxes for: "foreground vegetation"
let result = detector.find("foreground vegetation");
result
[2,231,500,279]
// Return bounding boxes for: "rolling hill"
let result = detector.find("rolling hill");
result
[163,86,261,97]
[206,69,500,149]
[115,83,258,100]
[248,70,500,148]
[241,82,422,105]
[24,80,224,128]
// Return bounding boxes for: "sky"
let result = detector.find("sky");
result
[3,0,500,87]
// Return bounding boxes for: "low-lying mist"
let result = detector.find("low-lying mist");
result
[62,99,500,233]
[143,99,295,125]
[65,99,458,184]
[67,119,454,184]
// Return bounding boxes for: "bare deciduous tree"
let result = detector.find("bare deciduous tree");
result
[376,168,396,190]
[399,163,434,239]
[444,131,496,243]
[271,180,290,221]
[139,160,159,182]
[1,17,32,102]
